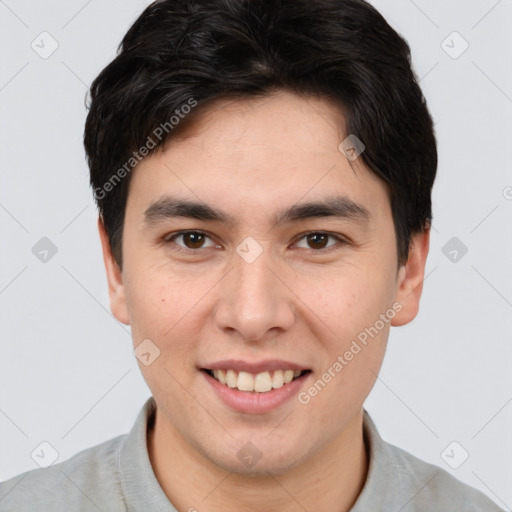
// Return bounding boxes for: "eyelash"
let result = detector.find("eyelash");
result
[164,230,349,255]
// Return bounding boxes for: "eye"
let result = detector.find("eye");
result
[165,230,348,255]
[166,230,218,252]
[293,232,347,252]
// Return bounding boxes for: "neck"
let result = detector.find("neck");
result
[148,409,368,512]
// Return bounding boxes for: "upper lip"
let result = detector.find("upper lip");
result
[201,359,310,374]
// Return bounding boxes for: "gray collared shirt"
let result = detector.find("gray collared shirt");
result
[0,397,503,511]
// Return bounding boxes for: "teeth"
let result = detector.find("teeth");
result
[254,371,273,392]
[237,371,254,391]
[209,368,305,393]
[271,370,284,389]
[283,369,294,383]
[226,369,238,388]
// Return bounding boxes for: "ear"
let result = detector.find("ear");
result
[391,228,430,327]
[97,217,130,325]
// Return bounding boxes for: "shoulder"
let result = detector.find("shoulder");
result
[0,434,127,512]
[355,411,504,511]
[387,442,503,511]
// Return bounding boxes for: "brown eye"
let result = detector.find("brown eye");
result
[168,231,217,251]
[294,232,347,253]
[306,233,329,249]
[181,232,206,249]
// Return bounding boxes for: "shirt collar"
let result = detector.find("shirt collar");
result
[350,410,438,511]
[119,397,177,511]
[118,397,428,511]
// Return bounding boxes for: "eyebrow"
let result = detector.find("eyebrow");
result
[143,195,371,228]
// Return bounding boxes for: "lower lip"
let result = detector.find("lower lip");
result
[202,370,311,414]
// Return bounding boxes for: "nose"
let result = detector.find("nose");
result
[214,246,295,343]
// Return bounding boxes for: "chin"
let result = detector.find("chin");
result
[205,441,306,477]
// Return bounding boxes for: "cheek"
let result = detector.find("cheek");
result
[126,273,204,396]
[125,267,210,360]
[299,264,394,340]
[299,266,393,397]
[123,264,169,337]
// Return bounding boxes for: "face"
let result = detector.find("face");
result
[100,90,429,475]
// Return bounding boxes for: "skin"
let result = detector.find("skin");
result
[99,90,430,512]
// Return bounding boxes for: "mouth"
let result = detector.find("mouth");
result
[200,368,312,393]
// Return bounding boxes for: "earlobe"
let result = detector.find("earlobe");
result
[391,228,430,327]
[97,217,130,325]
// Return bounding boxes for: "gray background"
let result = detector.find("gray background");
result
[1,0,511,508]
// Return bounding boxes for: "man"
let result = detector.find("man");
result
[0,0,502,510]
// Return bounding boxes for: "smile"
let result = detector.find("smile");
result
[202,368,310,393]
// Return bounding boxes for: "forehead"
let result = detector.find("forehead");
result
[127,91,390,225]
[169,90,349,156]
